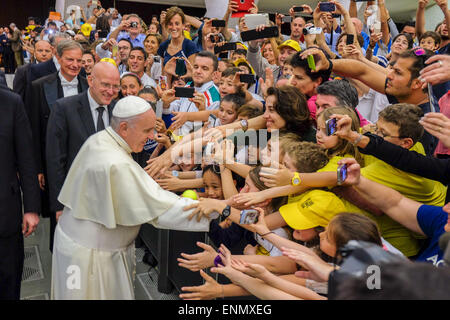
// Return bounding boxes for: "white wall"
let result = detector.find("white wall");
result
[424,3,449,31]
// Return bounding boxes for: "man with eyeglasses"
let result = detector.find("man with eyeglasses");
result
[117,39,132,75]
[302,46,438,155]
[46,61,120,240]
[108,14,146,49]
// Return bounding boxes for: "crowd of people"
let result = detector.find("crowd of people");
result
[1,0,450,300]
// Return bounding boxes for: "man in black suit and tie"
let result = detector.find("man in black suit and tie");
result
[13,40,54,102]
[0,85,40,300]
[46,60,120,239]
[29,39,88,251]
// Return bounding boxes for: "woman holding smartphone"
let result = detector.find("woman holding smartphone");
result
[157,6,199,71]
[143,33,163,81]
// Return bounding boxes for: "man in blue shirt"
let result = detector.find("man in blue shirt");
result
[108,14,146,48]
[340,158,449,267]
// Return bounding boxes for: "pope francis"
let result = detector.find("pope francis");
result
[51,96,212,300]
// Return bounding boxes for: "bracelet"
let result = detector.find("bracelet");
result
[351,133,363,146]
[259,231,274,237]
[326,58,333,74]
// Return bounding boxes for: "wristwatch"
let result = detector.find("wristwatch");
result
[291,172,301,186]
[240,119,248,132]
[221,205,231,219]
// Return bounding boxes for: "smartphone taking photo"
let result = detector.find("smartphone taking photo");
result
[326,118,337,136]
[239,209,259,225]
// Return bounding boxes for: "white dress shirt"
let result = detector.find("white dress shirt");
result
[87,88,109,131]
[58,72,79,97]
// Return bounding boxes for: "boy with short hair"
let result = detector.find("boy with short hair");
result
[419,31,442,52]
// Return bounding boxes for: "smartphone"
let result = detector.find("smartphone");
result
[240,26,279,42]
[319,2,336,12]
[326,118,337,136]
[239,209,259,225]
[239,74,255,84]
[293,7,304,12]
[175,59,187,76]
[304,26,323,35]
[212,20,226,28]
[307,55,316,71]
[159,75,167,90]
[282,16,292,23]
[346,34,355,45]
[175,87,195,98]
[244,13,270,30]
[112,44,118,57]
[214,42,237,54]
[210,33,225,43]
[337,164,347,186]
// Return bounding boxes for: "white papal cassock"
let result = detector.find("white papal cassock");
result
[51,127,211,300]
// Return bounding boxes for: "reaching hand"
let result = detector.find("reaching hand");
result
[419,112,450,148]
[232,191,269,207]
[155,118,167,133]
[282,247,332,282]
[184,198,225,222]
[259,165,293,188]
[179,269,222,300]
[242,207,270,235]
[170,111,189,131]
[210,244,241,282]
[259,67,274,98]
[420,54,450,87]
[231,259,270,280]
[336,158,362,186]
[299,48,329,73]
[145,152,173,178]
[156,172,184,191]
[177,241,217,272]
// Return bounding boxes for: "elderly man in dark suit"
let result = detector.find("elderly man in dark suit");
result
[0,84,40,300]
[29,39,88,251]
[46,61,120,223]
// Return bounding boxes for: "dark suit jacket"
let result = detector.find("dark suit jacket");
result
[29,58,57,83]
[0,85,40,238]
[46,90,115,212]
[13,63,32,102]
[29,72,88,173]
[23,58,57,122]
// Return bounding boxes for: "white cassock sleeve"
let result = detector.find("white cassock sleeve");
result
[149,197,216,232]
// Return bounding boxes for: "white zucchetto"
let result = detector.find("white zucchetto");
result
[112,96,151,118]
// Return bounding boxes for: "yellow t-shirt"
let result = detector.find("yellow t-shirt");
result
[361,142,447,207]
[317,154,423,257]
